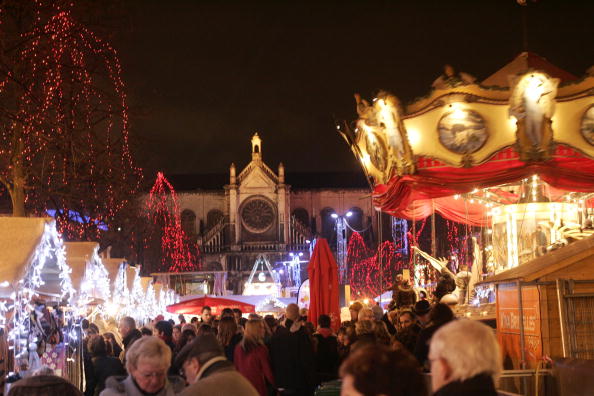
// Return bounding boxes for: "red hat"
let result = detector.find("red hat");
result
[155,314,165,322]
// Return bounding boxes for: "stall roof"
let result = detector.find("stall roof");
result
[103,258,126,284]
[65,242,99,290]
[478,235,594,284]
[0,217,53,290]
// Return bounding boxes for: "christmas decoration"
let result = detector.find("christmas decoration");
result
[0,0,141,241]
[144,172,199,273]
[347,232,405,299]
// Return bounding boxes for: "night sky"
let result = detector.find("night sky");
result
[113,0,594,177]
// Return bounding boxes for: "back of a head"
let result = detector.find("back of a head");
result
[355,320,374,336]
[217,316,238,346]
[318,314,331,329]
[87,334,107,357]
[155,320,173,338]
[122,316,136,330]
[175,333,224,368]
[286,303,300,321]
[349,302,363,313]
[340,344,427,396]
[242,319,264,352]
[430,303,454,326]
[125,336,172,373]
[430,319,502,383]
[8,375,82,396]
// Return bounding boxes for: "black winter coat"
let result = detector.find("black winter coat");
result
[268,320,315,395]
[313,332,339,384]
[433,373,497,396]
[87,355,126,396]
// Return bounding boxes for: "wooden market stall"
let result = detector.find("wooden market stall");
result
[0,218,79,387]
[65,242,110,308]
[477,235,594,370]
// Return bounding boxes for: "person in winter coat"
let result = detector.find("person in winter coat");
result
[117,316,142,362]
[234,319,275,396]
[312,314,339,385]
[413,303,455,369]
[268,303,315,396]
[339,344,427,396]
[429,319,501,396]
[102,333,122,358]
[217,316,242,362]
[100,336,185,396]
[176,333,259,396]
[86,335,125,396]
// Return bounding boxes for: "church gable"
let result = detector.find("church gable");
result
[240,165,277,190]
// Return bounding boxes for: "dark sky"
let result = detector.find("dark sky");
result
[113,0,594,177]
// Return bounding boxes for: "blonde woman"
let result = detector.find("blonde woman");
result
[233,319,275,396]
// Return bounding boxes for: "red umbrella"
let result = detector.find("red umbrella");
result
[166,296,255,315]
[307,238,340,331]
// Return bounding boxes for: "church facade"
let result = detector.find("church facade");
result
[163,133,379,295]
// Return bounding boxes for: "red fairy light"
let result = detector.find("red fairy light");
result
[347,232,405,299]
[0,1,141,241]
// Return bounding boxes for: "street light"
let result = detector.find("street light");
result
[332,211,353,284]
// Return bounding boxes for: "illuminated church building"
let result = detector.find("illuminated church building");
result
[164,133,378,294]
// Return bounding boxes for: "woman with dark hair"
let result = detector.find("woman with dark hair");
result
[102,333,122,358]
[234,319,275,396]
[217,316,242,362]
[340,344,427,396]
[86,335,125,396]
[175,326,196,354]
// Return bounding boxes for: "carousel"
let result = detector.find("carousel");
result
[339,52,594,370]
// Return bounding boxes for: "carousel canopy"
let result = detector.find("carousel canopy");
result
[341,52,594,225]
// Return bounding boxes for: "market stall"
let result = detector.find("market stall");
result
[64,242,110,310]
[0,218,79,385]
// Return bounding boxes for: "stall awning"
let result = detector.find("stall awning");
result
[166,295,255,315]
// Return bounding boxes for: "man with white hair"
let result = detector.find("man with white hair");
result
[428,319,501,395]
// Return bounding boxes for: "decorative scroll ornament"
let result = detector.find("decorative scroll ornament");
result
[509,72,559,161]
[581,104,594,145]
[353,91,415,183]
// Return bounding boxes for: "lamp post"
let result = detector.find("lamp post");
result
[331,211,352,284]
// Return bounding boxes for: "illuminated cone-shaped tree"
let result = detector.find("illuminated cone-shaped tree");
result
[144,172,199,273]
[0,0,141,241]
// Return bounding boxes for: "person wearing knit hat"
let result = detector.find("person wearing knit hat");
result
[176,334,258,396]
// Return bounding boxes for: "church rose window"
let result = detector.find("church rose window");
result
[241,198,275,233]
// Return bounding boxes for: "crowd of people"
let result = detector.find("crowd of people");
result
[7,293,503,396]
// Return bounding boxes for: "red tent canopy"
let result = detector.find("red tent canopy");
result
[307,238,340,332]
[166,296,255,315]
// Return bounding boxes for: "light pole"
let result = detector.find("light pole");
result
[331,211,352,284]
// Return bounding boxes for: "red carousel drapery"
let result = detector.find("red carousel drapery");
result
[374,146,594,226]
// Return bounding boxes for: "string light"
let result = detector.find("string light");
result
[145,172,200,273]
[0,1,141,241]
